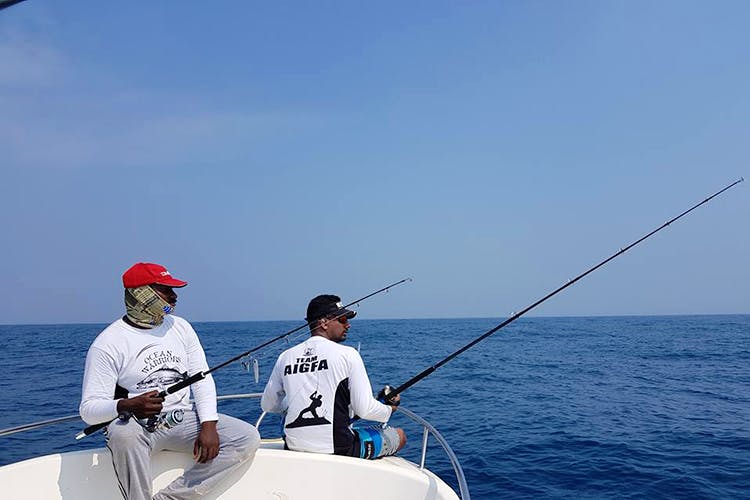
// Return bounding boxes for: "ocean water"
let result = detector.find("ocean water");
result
[0,315,748,499]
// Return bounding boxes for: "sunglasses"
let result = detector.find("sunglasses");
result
[328,315,350,325]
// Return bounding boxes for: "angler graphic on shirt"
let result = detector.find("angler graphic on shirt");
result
[286,391,331,428]
[283,351,332,428]
[134,346,188,390]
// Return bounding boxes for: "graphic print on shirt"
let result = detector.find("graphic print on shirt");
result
[283,344,332,429]
[134,347,187,390]
[286,390,331,428]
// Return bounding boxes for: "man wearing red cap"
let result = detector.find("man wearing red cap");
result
[80,263,260,500]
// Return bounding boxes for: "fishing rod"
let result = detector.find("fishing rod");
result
[0,0,29,11]
[381,178,744,403]
[77,277,411,439]
[0,394,263,438]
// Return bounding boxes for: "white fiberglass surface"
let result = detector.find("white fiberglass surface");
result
[0,445,459,500]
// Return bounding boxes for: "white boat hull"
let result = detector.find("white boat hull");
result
[0,441,459,499]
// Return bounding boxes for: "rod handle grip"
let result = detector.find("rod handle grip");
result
[76,420,110,439]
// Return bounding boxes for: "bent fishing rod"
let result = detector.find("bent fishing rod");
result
[77,277,411,439]
[381,178,744,403]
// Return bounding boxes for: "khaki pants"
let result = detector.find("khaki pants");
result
[106,410,259,500]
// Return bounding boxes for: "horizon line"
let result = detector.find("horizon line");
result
[1,311,748,328]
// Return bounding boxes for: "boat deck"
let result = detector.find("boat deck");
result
[0,439,460,499]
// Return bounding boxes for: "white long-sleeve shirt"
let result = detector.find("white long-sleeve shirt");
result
[80,315,218,425]
[261,335,392,454]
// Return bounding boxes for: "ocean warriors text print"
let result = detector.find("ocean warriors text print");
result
[135,345,187,389]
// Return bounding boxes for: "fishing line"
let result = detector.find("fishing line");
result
[77,277,412,438]
[381,178,744,403]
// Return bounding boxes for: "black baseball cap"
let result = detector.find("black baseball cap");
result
[306,294,357,323]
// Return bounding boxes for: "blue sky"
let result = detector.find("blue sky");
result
[1,1,748,324]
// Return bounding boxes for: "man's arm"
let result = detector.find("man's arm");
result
[184,322,219,422]
[184,322,220,462]
[261,358,287,413]
[79,347,122,425]
[81,345,167,424]
[348,350,392,422]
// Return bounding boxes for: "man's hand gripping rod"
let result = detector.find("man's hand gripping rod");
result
[76,278,412,439]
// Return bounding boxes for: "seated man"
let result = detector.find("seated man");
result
[261,294,406,459]
[80,262,260,500]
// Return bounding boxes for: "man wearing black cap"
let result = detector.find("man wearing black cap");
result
[80,262,260,500]
[261,294,406,459]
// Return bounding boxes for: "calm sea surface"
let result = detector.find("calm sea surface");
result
[1,315,748,499]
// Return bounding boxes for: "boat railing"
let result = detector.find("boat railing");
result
[250,393,470,500]
[0,414,82,436]
[0,392,470,500]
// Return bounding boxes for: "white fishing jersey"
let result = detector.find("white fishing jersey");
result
[79,315,218,425]
[261,336,392,454]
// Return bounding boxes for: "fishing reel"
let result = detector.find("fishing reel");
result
[376,385,400,406]
[120,409,185,433]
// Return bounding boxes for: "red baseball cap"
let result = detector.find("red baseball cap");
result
[122,262,188,289]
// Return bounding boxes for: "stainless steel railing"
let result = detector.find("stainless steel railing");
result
[253,395,470,500]
[0,392,470,499]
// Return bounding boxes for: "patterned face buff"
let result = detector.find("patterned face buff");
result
[125,286,174,328]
